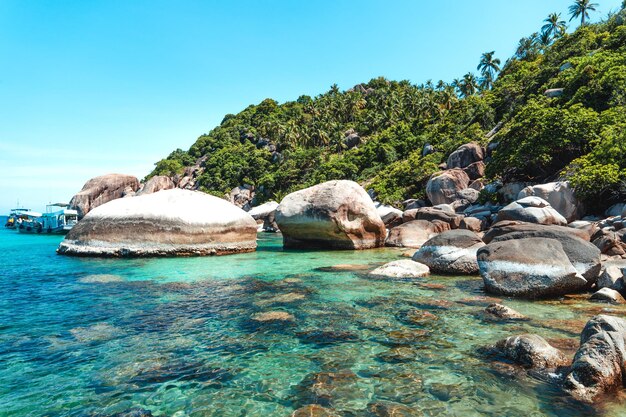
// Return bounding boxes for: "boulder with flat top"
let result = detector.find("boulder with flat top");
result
[58,189,258,257]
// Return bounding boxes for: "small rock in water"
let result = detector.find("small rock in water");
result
[369,260,430,279]
[590,288,625,304]
[482,303,528,321]
[397,309,438,325]
[70,323,121,342]
[255,292,306,306]
[376,346,416,363]
[79,274,124,283]
[110,409,154,417]
[367,400,421,416]
[296,329,359,345]
[490,334,569,369]
[250,311,295,322]
[290,405,340,417]
[315,264,372,272]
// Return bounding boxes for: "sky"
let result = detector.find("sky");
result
[0,0,623,213]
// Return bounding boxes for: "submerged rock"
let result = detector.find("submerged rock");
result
[58,189,258,257]
[369,260,430,279]
[291,405,340,417]
[79,274,124,284]
[367,400,421,416]
[483,303,527,321]
[412,230,485,274]
[492,334,568,368]
[275,180,386,250]
[69,173,140,219]
[562,315,626,403]
[250,311,295,322]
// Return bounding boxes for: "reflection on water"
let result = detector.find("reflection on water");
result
[0,229,625,416]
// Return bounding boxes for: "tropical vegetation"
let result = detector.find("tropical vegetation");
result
[150,2,626,212]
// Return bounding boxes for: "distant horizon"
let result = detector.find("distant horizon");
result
[1,0,622,213]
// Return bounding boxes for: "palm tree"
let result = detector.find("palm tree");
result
[538,31,553,49]
[569,0,598,26]
[542,13,567,38]
[477,51,501,80]
[515,33,541,60]
[459,73,479,97]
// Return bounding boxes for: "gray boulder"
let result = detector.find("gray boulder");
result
[597,264,626,292]
[495,197,567,226]
[447,143,484,169]
[483,223,601,283]
[590,288,625,304]
[275,180,386,250]
[518,181,583,223]
[478,237,590,298]
[493,334,568,368]
[412,229,485,275]
[562,315,626,403]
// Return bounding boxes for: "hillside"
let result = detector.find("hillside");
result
[149,7,626,213]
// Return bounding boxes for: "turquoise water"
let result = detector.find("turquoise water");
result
[1,220,626,417]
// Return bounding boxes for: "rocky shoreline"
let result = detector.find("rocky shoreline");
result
[56,145,626,406]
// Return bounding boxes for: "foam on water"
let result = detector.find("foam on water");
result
[1,224,624,416]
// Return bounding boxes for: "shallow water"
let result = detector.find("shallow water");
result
[1,222,626,416]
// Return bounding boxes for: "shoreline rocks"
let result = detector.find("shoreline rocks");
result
[275,180,386,250]
[478,237,591,298]
[495,197,567,226]
[563,315,626,403]
[412,230,485,275]
[58,189,258,257]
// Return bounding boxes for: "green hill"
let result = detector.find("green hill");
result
[149,7,626,213]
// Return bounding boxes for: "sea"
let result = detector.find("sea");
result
[1,217,625,416]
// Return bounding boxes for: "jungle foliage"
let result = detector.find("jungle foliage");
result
[150,6,626,210]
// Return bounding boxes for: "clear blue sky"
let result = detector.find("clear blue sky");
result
[0,0,622,213]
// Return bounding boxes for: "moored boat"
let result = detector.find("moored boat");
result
[4,208,31,229]
[41,203,78,234]
[16,211,44,234]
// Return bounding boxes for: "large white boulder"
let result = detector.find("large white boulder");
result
[518,181,583,223]
[58,189,258,257]
[275,180,386,249]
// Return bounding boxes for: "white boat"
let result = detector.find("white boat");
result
[4,208,31,229]
[16,204,78,234]
[42,203,78,234]
[16,211,44,234]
